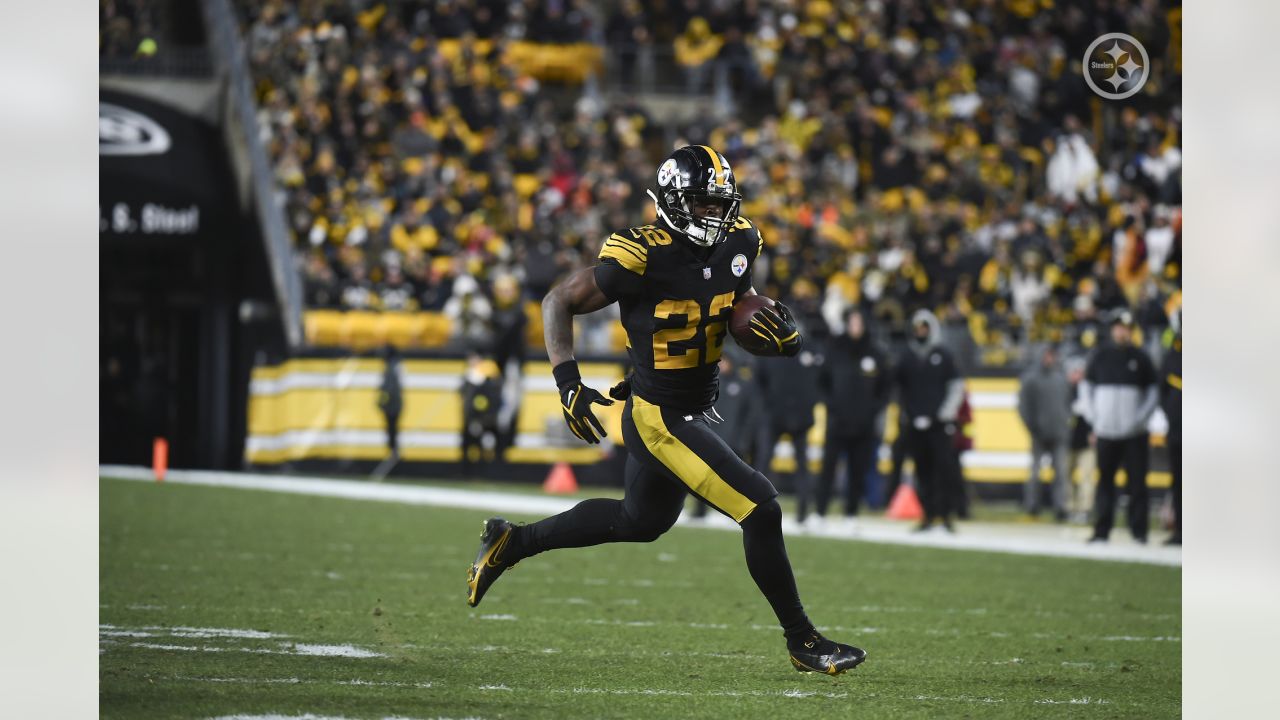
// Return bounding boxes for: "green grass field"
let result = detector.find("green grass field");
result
[100,476,1180,719]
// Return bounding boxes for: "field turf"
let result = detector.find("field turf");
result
[100,476,1181,719]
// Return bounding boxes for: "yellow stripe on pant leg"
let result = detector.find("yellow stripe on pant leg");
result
[631,396,757,522]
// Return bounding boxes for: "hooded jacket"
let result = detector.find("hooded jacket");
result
[894,310,965,423]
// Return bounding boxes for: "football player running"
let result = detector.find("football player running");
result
[466,145,866,675]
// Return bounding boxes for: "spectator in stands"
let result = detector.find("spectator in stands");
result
[606,0,655,91]
[816,308,890,524]
[1018,344,1073,521]
[236,0,1181,379]
[1081,311,1159,544]
[1046,116,1099,204]
[895,310,965,533]
[444,274,493,347]
[1160,310,1181,545]
[674,17,722,94]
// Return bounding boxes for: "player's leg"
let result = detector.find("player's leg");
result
[1025,435,1045,515]
[930,426,960,527]
[847,432,875,516]
[815,430,843,518]
[1091,438,1122,541]
[1075,445,1098,523]
[465,400,687,607]
[1050,439,1071,520]
[515,452,686,555]
[1123,434,1151,542]
[627,395,865,674]
[908,427,938,527]
[886,430,909,500]
[791,427,814,523]
[1167,440,1182,543]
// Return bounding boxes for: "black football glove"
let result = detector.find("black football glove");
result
[553,361,614,444]
[608,374,633,401]
[748,301,803,356]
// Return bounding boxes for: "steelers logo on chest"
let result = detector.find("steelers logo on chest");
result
[861,356,877,373]
[731,253,748,277]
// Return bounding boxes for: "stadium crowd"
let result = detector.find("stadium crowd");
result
[234,0,1182,368]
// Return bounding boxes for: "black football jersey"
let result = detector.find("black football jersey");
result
[594,217,764,412]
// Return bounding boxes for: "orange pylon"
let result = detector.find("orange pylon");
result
[885,483,924,520]
[543,462,578,494]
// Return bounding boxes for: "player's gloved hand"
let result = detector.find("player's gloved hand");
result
[749,301,802,356]
[553,360,614,444]
[608,374,633,401]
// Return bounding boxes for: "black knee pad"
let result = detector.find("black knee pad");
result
[741,496,783,532]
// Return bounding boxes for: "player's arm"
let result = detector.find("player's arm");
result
[543,266,612,367]
[542,266,616,444]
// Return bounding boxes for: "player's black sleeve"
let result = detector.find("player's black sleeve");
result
[735,225,765,297]
[594,260,644,301]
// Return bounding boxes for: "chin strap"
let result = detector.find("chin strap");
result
[648,188,717,247]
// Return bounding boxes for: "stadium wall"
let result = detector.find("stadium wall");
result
[244,356,1172,492]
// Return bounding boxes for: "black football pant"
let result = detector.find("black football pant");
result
[817,430,879,517]
[511,395,813,638]
[383,410,400,456]
[1169,440,1181,538]
[756,420,815,522]
[885,429,910,501]
[690,440,750,518]
[1093,434,1150,540]
[906,424,958,522]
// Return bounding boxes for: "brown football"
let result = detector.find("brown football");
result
[729,294,778,355]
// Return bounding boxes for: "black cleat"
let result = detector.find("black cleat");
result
[788,632,867,675]
[466,517,518,608]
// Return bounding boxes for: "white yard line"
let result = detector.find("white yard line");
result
[101,465,1181,567]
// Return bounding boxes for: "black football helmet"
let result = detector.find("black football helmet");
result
[647,145,742,247]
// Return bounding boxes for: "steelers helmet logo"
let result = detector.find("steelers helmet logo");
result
[1082,33,1149,100]
[730,254,748,277]
[657,158,679,187]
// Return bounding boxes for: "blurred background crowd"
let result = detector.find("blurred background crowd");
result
[172,0,1179,370]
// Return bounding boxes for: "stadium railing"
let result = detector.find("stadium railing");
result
[202,0,304,348]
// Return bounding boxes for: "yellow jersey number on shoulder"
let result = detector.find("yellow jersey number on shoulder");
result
[652,291,735,370]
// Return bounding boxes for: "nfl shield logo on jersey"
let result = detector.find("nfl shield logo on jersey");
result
[703,267,712,279]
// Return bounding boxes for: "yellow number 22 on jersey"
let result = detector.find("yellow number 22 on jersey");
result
[652,292,734,370]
